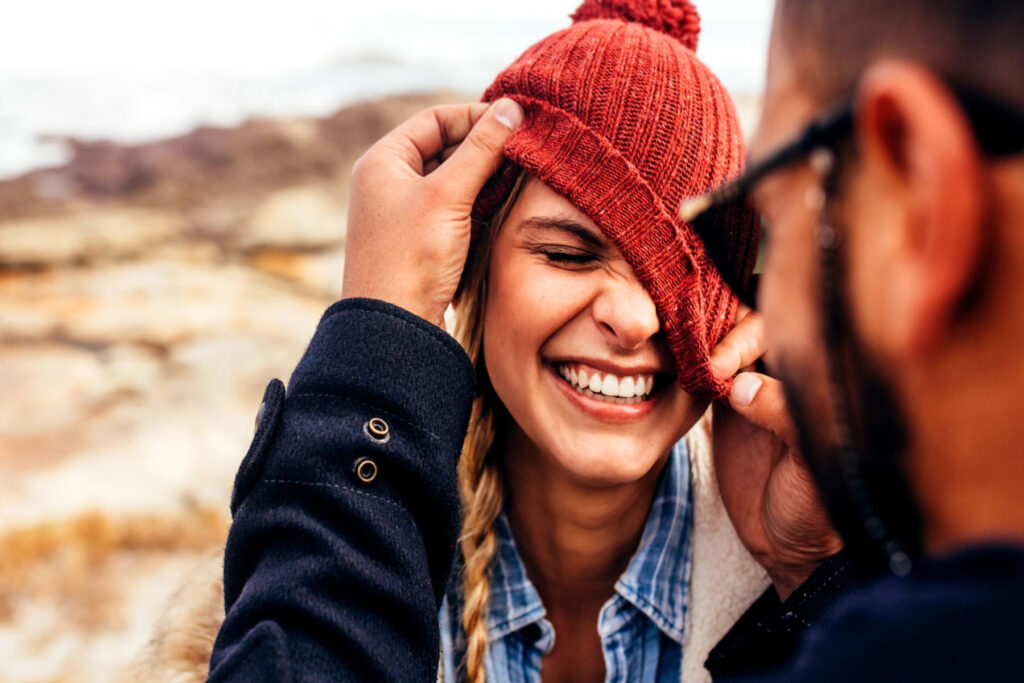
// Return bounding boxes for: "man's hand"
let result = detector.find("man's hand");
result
[342,99,524,327]
[710,308,842,600]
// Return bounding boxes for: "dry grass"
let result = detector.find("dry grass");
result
[0,504,228,632]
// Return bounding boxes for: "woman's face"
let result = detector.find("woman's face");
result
[483,178,708,486]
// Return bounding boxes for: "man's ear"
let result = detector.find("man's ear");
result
[853,60,987,355]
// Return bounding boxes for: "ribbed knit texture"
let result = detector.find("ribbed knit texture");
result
[473,0,759,398]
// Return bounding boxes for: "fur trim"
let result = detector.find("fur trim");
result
[681,410,769,682]
[124,548,224,683]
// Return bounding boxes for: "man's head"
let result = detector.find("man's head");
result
[772,0,1024,112]
[752,0,1024,574]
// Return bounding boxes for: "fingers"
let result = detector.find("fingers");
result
[440,143,460,163]
[431,98,524,203]
[728,372,799,447]
[735,302,754,323]
[381,102,490,174]
[422,143,462,175]
[710,310,766,380]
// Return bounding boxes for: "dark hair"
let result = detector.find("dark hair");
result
[776,0,1024,109]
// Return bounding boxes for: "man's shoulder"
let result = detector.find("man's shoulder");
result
[777,543,1024,682]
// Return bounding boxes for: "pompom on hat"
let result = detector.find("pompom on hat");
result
[472,0,759,399]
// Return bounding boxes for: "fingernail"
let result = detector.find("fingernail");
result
[731,373,763,408]
[493,99,524,130]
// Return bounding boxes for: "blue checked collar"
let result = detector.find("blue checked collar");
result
[485,438,693,645]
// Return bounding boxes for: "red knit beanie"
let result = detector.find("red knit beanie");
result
[473,0,759,399]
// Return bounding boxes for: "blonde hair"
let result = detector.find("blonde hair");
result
[452,172,526,683]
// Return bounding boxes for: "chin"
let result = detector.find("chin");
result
[545,436,670,487]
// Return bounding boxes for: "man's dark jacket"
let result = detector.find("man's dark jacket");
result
[207,299,1024,682]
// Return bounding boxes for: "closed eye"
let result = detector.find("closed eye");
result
[517,216,608,269]
[533,246,600,268]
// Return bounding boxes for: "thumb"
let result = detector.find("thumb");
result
[432,98,524,203]
[728,372,799,447]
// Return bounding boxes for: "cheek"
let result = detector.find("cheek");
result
[843,175,896,356]
[760,201,842,444]
[486,264,555,344]
[482,255,585,409]
[762,205,822,364]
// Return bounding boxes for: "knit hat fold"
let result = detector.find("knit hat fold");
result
[473,0,759,398]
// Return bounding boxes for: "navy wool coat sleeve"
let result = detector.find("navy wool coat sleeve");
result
[207,298,475,682]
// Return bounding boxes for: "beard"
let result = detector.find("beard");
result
[776,346,923,578]
[771,219,925,577]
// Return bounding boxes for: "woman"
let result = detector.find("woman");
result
[135,1,835,681]
[440,2,767,680]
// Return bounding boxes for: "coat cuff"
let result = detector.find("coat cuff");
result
[705,551,857,680]
[227,298,474,605]
[288,297,475,457]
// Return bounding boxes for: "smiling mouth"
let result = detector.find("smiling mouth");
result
[552,362,660,405]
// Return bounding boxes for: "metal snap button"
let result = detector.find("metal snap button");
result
[364,417,390,443]
[353,457,378,483]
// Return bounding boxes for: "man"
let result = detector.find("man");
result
[701,0,1024,678]
[207,0,1024,680]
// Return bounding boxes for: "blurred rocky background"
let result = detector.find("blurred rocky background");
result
[0,92,459,681]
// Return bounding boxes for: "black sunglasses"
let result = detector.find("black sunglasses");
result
[679,83,1024,308]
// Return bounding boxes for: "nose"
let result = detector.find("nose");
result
[591,275,661,351]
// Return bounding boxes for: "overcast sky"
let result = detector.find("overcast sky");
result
[0,1,775,177]
[0,1,774,88]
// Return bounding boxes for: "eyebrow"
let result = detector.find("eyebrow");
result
[516,217,607,249]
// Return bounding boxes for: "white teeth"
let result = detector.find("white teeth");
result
[554,363,661,404]
[581,386,641,404]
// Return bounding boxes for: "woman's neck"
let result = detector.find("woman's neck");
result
[503,427,667,611]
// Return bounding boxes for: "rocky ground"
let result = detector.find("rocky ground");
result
[0,92,454,682]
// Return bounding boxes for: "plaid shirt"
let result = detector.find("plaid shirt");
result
[440,439,693,683]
